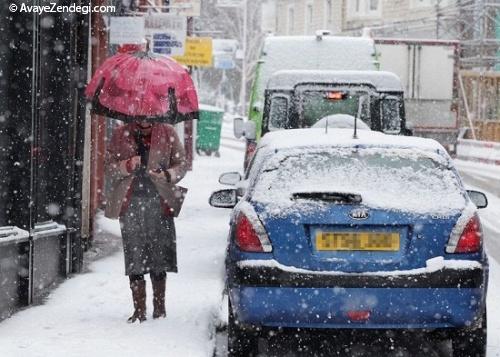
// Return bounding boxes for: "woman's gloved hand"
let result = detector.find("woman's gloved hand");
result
[120,156,141,176]
[149,168,171,183]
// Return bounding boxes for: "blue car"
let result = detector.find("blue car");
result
[210,128,489,357]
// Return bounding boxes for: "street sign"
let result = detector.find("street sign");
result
[170,0,201,17]
[145,14,187,56]
[213,39,238,53]
[173,37,213,67]
[217,0,243,7]
[109,17,145,45]
[214,53,235,70]
[213,39,238,70]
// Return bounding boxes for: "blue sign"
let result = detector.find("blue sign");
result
[214,54,235,70]
[152,33,183,55]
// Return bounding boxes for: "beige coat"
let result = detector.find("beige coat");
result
[104,123,187,219]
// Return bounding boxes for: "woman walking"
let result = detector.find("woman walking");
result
[105,119,187,323]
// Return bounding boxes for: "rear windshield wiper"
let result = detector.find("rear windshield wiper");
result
[291,192,362,204]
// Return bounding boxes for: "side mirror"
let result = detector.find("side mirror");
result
[243,121,257,141]
[219,172,242,186]
[402,128,413,136]
[252,101,263,113]
[233,117,244,139]
[235,179,249,197]
[233,118,257,141]
[467,190,488,209]
[209,189,238,208]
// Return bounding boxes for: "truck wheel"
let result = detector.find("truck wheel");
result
[452,309,487,357]
[228,300,258,357]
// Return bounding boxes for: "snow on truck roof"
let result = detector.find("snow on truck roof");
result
[259,36,378,88]
[258,128,447,156]
[266,70,404,92]
[262,36,376,70]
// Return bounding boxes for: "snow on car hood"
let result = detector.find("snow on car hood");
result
[251,147,466,217]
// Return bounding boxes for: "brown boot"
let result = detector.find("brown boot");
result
[128,280,147,323]
[152,276,166,319]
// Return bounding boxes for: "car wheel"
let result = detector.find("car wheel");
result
[452,309,487,357]
[227,299,259,357]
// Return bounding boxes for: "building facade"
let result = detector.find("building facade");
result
[271,0,460,39]
[0,0,90,318]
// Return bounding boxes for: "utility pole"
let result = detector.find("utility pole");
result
[185,14,194,170]
[435,0,441,39]
[239,0,248,116]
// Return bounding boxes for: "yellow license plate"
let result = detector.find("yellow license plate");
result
[316,232,400,251]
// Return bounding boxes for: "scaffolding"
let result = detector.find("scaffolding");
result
[455,1,500,135]
[454,0,500,70]
[341,1,500,139]
[341,1,500,70]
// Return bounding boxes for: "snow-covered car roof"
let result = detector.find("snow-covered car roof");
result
[251,129,463,216]
[266,70,403,92]
[257,128,448,156]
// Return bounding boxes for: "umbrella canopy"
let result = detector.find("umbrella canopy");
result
[85,51,198,123]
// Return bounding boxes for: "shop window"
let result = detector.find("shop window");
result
[348,0,382,18]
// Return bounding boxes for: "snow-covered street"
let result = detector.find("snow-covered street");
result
[1,1,499,355]
[0,124,500,357]
[457,159,500,356]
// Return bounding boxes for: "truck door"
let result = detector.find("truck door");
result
[376,39,458,151]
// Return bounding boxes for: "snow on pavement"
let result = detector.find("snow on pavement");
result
[455,159,500,197]
[1,129,500,356]
[0,126,244,357]
[456,159,500,356]
[488,259,500,356]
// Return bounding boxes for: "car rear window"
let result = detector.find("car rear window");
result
[252,148,465,216]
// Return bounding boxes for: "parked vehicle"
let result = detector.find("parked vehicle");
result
[247,33,378,139]
[239,36,459,166]
[236,69,411,168]
[374,38,460,152]
[211,128,488,357]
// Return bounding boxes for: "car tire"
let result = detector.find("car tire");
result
[452,309,487,357]
[227,299,258,357]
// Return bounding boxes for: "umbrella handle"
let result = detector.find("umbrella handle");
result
[168,88,178,120]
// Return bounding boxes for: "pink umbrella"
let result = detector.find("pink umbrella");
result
[85,51,198,123]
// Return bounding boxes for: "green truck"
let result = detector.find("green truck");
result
[260,69,409,137]
[247,33,378,138]
[235,33,379,167]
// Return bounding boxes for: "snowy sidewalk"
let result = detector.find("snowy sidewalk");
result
[455,159,500,197]
[0,141,244,357]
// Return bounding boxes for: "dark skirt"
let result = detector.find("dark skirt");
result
[119,193,177,275]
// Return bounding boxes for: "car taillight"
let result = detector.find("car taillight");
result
[447,214,482,254]
[234,203,272,253]
[243,140,257,170]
